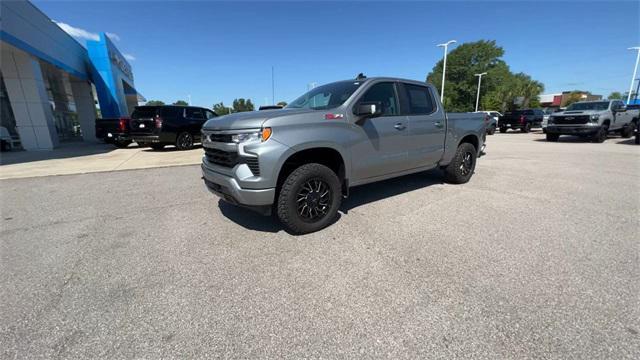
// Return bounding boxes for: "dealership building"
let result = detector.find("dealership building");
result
[0,0,143,150]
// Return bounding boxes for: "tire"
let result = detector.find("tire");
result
[487,125,496,135]
[0,140,10,152]
[621,122,634,138]
[113,140,132,148]
[443,142,477,184]
[137,142,150,148]
[499,126,507,133]
[592,125,608,143]
[150,144,165,151]
[276,163,342,235]
[175,132,194,150]
[521,123,531,133]
[546,133,560,142]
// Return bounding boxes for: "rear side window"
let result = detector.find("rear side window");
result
[186,108,205,119]
[132,107,159,119]
[404,84,435,115]
[160,106,180,119]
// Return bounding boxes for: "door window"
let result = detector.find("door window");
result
[403,84,435,115]
[205,110,217,119]
[160,106,180,120]
[359,82,399,116]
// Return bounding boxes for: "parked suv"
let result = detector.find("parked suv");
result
[498,109,544,133]
[201,76,486,234]
[475,111,501,135]
[546,100,639,143]
[130,105,217,150]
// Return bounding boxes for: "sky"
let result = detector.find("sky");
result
[34,0,640,108]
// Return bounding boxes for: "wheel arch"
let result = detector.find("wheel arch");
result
[275,144,349,197]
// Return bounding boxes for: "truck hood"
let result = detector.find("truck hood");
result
[203,108,318,131]
[555,110,604,116]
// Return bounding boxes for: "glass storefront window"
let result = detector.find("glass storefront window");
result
[40,61,82,142]
[0,72,18,136]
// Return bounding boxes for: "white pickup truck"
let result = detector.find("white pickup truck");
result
[546,100,639,142]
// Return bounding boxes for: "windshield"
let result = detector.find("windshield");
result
[566,102,609,111]
[287,80,363,110]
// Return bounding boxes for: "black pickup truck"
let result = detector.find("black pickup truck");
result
[95,117,132,148]
[499,109,544,133]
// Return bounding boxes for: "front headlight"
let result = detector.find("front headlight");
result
[231,128,272,143]
[590,114,600,122]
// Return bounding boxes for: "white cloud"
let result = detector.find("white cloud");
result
[106,32,121,42]
[53,21,99,41]
[123,53,136,61]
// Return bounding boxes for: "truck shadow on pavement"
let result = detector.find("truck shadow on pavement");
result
[217,169,444,234]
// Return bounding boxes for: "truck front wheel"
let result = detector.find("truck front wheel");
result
[546,133,560,142]
[621,122,634,138]
[592,125,608,143]
[276,163,342,234]
[444,143,477,184]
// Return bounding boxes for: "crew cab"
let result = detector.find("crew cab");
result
[130,105,217,150]
[546,100,639,143]
[95,117,132,148]
[200,76,486,234]
[498,109,544,133]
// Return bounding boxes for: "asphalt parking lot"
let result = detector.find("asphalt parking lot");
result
[1,132,639,359]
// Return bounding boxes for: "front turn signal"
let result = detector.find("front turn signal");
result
[261,127,272,142]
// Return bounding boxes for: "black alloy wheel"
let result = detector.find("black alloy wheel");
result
[176,132,194,150]
[296,179,332,222]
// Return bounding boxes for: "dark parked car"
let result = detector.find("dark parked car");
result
[629,104,640,144]
[499,109,544,133]
[95,117,132,148]
[129,105,217,150]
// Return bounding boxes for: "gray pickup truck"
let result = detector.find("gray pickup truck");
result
[201,76,486,234]
[546,100,639,142]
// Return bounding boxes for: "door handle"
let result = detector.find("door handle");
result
[394,123,406,130]
[434,121,444,128]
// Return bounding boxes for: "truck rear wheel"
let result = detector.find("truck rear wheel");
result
[444,143,477,184]
[499,126,507,133]
[276,163,342,234]
[621,122,634,138]
[546,133,560,142]
[113,140,132,148]
[487,125,496,135]
[521,123,531,133]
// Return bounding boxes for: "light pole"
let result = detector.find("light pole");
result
[437,40,457,102]
[627,47,640,103]
[474,72,487,112]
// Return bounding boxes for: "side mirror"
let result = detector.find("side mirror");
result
[617,106,627,112]
[355,101,382,117]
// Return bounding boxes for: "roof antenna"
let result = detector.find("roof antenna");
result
[356,73,366,80]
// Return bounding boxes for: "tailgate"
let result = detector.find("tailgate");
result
[129,118,156,135]
[129,107,159,135]
[95,118,126,138]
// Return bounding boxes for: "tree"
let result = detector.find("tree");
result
[277,101,288,107]
[146,100,165,106]
[173,100,188,106]
[232,98,254,112]
[213,102,231,115]
[608,91,623,100]
[563,91,584,107]
[426,40,544,112]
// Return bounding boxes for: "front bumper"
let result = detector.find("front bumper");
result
[201,163,275,207]
[546,125,600,135]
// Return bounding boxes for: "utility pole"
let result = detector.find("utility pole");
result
[437,40,456,102]
[474,72,487,112]
[627,47,640,103]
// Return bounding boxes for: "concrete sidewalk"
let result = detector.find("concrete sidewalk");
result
[0,142,203,179]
